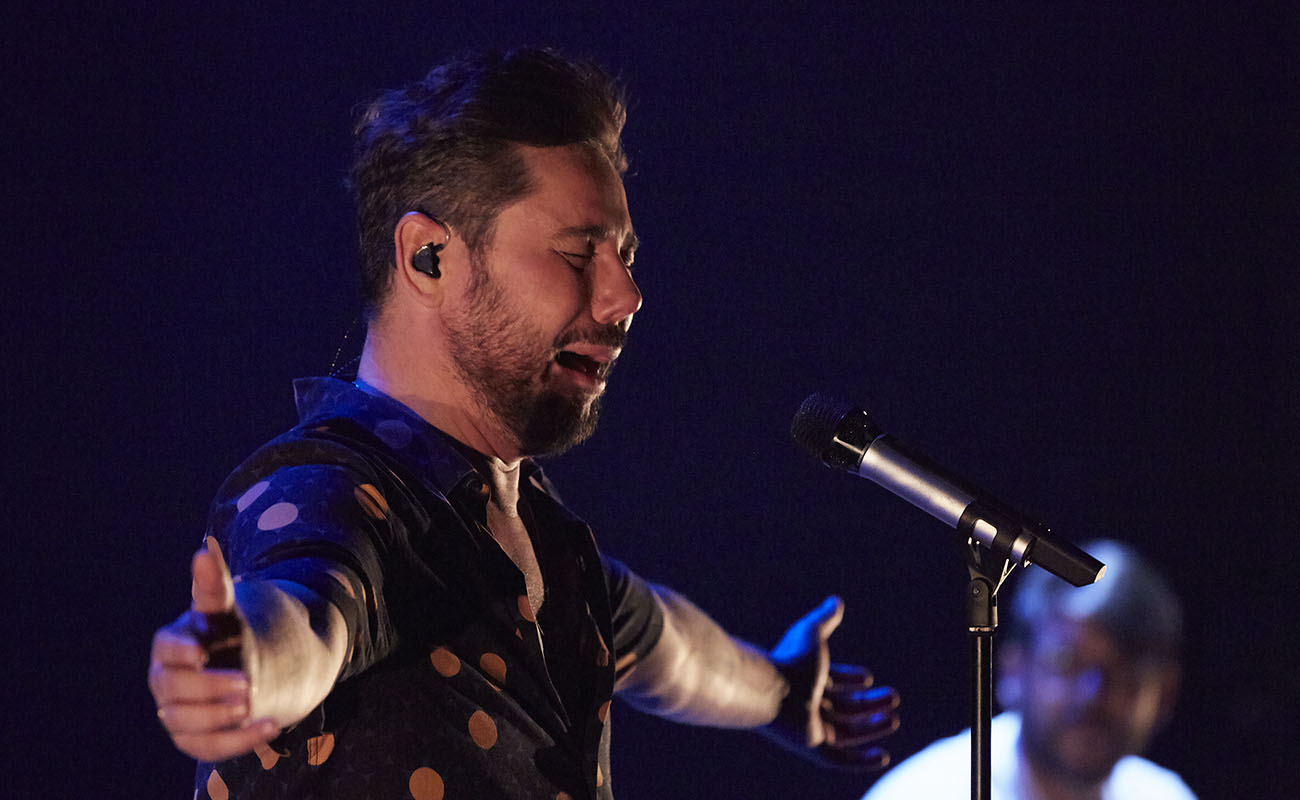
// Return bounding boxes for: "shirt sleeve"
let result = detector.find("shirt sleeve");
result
[208,458,398,682]
[601,554,664,679]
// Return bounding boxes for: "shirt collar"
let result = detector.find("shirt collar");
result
[291,376,562,509]
[292,375,494,496]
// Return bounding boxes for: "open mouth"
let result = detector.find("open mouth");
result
[555,350,605,379]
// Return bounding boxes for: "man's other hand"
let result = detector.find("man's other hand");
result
[148,538,277,762]
[764,596,901,770]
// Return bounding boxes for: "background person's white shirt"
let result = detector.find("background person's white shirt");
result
[861,713,1197,800]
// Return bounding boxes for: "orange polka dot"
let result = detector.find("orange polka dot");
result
[430,647,460,677]
[556,793,573,800]
[236,481,269,512]
[408,766,445,800]
[598,700,610,724]
[354,483,390,520]
[596,763,604,787]
[257,502,299,531]
[207,769,229,800]
[517,594,536,622]
[307,732,335,766]
[254,740,280,770]
[479,653,507,686]
[468,710,498,749]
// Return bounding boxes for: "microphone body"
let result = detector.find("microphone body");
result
[792,394,1104,587]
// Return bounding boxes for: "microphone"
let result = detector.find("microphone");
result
[791,393,1104,587]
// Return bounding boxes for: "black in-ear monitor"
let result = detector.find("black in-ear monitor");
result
[412,242,443,278]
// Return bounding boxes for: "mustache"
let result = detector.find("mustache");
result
[1064,706,1124,734]
[554,324,628,351]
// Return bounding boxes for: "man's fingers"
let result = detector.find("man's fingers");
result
[151,624,208,670]
[157,697,251,735]
[823,684,898,714]
[822,705,901,747]
[821,680,901,750]
[149,664,249,708]
[191,537,235,614]
[814,743,892,772]
[827,662,874,689]
[170,718,280,763]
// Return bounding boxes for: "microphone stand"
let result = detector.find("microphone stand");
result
[956,520,1017,800]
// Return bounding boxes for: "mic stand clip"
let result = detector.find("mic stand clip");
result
[957,512,1018,800]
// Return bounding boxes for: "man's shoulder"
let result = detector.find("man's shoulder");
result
[220,376,474,496]
[861,713,1023,800]
[1109,754,1198,799]
[861,723,973,799]
[217,418,389,498]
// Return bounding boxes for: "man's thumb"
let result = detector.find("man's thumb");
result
[191,536,235,614]
[811,595,844,639]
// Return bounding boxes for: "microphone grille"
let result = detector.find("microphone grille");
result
[790,393,854,458]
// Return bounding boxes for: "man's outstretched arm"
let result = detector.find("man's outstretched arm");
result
[615,585,900,769]
[148,538,348,762]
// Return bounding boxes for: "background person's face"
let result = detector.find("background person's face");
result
[1018,617,1175,785]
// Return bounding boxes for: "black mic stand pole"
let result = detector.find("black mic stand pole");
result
[956,518,1017,800]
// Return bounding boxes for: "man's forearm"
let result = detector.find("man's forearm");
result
[614,584,788,728]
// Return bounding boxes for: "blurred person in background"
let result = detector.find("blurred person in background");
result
[862,539,1195,800]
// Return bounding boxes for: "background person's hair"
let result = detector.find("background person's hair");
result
[348,48,628,318]
[1006,539,1184,662]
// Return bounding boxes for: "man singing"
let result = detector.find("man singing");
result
[148,48,900,799]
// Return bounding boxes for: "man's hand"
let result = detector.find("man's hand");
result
[763,596,901,770]
[148,538,278,762]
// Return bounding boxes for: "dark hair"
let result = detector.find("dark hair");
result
[348,48,628,317]
[1006,539,1184,662]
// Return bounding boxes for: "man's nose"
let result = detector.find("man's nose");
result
[1071,664,1138,707]
[590,254,642,326]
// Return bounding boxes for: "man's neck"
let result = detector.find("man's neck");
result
[357,327,525,467]
[1016,744,1106,800]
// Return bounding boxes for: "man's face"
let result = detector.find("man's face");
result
[443,144,642,457]
[1017,616,1176,786]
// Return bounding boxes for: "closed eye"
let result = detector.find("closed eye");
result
[559,251,595,269]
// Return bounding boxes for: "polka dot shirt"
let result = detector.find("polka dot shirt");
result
[192,377,663,799]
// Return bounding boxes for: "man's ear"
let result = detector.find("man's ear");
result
[393,211,457,305]
[996,642,1026,710]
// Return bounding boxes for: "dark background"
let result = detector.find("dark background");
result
[7,2,1296,797]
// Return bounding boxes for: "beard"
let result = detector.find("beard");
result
[444,263,624,457]
[1019,706,1128,787]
